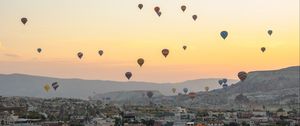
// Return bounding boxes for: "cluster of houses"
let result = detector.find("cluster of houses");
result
[0,96,299,126]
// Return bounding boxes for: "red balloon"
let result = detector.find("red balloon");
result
[162,49,169,58]
[125,72,132,80]
[188,92,197,100]
[77,52,83,59]
[154,6,160,13]
[238,71,248,81]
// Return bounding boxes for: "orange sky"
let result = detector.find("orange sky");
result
[0,0,299,82]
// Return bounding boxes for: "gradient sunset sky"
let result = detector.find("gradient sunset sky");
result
[0,0,299,82]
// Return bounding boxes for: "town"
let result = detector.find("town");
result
[1,96,299,126]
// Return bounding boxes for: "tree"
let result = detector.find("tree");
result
[114,118,122,126]
[1,120,5,125]
[242,121,249,126]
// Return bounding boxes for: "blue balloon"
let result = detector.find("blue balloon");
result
[220,31,228,40]
[183,88,188,94]
[218,80,223,85]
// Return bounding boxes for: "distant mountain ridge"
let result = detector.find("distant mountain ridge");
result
[0,66,298,104]
[223,66,299,94]
[0,73,237,99]
[91,66,299,108]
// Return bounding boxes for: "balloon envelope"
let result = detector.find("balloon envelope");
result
[222,78,227,84]
[183,45,187,50]
[147,91,153,98]
[157,11,162,17]
[137,58,144,67]
[138,4,143,10]
[172,88,176,93]
[44,84,50,92]
[205,86,209,92]
[154,7,160,12]
[52,82,59,91]
[192,15,197,21]
[238,71,248,81]
[188,92,197,100]
[218,80,223,85]
[220,31,228,40]
[183,88,188,94]
[37,48,42,53]
[162,49,169,58]
[125,72,132,80]
[77,52,83,59]
[181,5,186,12]
[21,17,28,25]
[98,50,104,56]
[268,30,273,36]
[261,47,266,52]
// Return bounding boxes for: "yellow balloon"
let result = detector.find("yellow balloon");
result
[172,88,176,93]
[44,84,50,92]
[205,86,209,92]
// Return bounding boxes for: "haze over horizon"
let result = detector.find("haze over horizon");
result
[0,0,299,83]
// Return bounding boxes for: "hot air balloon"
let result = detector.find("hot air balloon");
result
[147,91,153,98]
[218,80,223,85]
[188,92,197,100]
[192,15,197,21]
[267,30,273,36]
[172,88,176,93]
[21,17,28,25]
[154,6,160,13]
[137,58,144,67]
[183,88,188,94]
[162,49,169,58]
[222,84,228,88]
[157,11,162,17]
[261,47,266,53]
[238,71,248,82]
[222,78,228,84]
[98,50,104,56]
[44,84,50,92]
[77,52,83,59]
[51,82,59,91]
[37,48,42,53]
[220,31,228,40]
[138,4,143,10]
[205,86,209,92]
[125,72,132,80]
[183,45,187,50]
[181,5,186,12]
